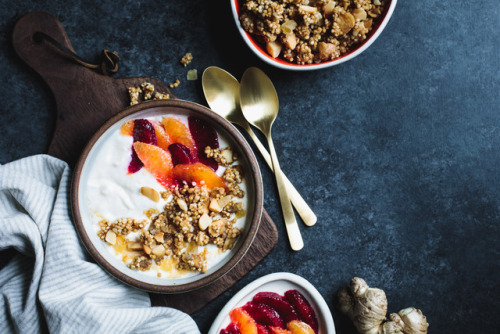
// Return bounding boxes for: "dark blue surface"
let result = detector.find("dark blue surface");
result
[1,1,499,333]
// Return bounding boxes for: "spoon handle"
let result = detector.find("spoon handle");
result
[267,134,304,251]
[243,123,317,226]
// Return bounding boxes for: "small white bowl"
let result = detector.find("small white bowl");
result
[230,0,397,71]
[209,272,335,334]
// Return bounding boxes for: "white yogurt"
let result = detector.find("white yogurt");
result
[83,115,248,279]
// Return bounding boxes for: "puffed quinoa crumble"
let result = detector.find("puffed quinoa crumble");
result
[128,82,170,105]
[97,147,246,274]
[180,52,193,67]
[238,0,386,64]
[169,79,180,88]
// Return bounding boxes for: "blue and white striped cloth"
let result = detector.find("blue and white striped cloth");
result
[0,155,200,334]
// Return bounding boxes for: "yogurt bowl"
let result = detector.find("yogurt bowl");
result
[72,99,263,293]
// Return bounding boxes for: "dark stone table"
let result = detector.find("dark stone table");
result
[1,1,499,333]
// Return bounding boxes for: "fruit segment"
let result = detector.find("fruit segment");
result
[173,163,227,189]
[162,117,197,154]
[286,320,315,334]
[133,142,175,188]
[133,119,158,145]
[252,292,299,324]
[243,302,285,329]
[120,120,134,136]
[128,119,158,174]
[284,290,318,334]
[152,121,171,151]
[169,143,195,166]
[229,308,258,334]
[188,116,219,171]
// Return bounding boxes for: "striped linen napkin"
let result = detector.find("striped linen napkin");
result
[0,155,200,334]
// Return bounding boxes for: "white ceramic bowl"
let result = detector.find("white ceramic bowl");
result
[231,0,397,71]
[209,272,335,334]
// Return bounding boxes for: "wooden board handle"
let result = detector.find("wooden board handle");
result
[12,11,174,165]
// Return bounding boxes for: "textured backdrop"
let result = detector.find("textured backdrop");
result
[1,1,499,333]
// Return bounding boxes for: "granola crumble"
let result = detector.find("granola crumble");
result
[180,52,193,67]
[169,79,180,88]
[97,147,246,274]
[128,82,170,105]
[238,0,386,64]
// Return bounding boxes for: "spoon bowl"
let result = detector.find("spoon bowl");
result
[238,70,278,135]
[202,66,244,125]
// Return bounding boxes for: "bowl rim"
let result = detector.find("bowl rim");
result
[71,99,263,293]
[230,0,398,71]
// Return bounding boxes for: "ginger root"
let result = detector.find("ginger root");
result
[337,277,429,334]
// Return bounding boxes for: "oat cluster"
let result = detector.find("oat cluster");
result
[97,147,247,275]
[169,79,180,88]
[239,0,385,64]
[180,52,193,67]
[128,82,170,106]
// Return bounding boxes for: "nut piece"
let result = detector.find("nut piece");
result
[281,20,297,34]
[284,33,297,50]
[209,199,223,212]
[298,5,317,13]
[218,195,232,209]
[105,230,117,245]
[352,8,367,21]
[154,232,164,243]
[177,198,188,212]
[198,213,212,230]
[318,42,338,61]
[221,149,234,164]
[323,1,336,15]
[143,244,152,255]
[266,41,282,58]
[141,187,160,202]
[337,12,355,35]
[152,245,166,256]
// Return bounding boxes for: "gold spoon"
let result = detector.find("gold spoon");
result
[239,67,304,251]
[202,66,317,227]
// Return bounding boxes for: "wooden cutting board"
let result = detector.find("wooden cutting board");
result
[12,11,278,314]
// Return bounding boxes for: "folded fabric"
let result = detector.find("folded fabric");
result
[0,155,200,334]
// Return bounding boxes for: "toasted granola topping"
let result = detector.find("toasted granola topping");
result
[238,0,386,64]
[180,52,193,67]
[128,82,170,105]
[97,144,246,275]
[169,79,180,88]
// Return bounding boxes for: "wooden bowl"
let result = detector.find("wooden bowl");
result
[71,99,263,293]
